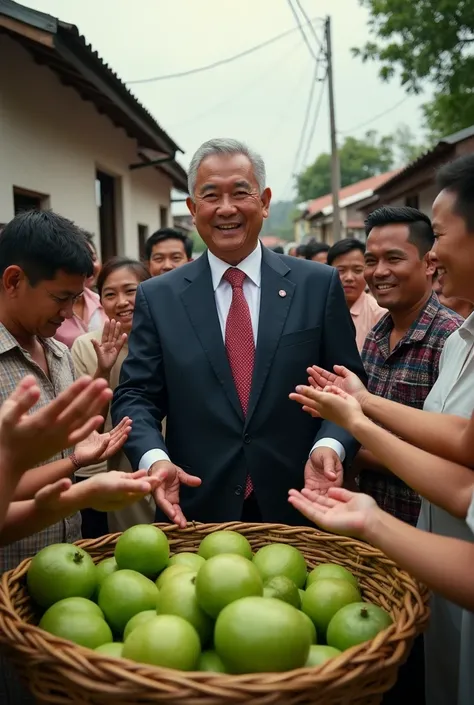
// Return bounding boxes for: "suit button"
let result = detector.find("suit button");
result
[243,433,251,444]
[234,485,243,496]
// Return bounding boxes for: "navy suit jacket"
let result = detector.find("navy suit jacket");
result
[112,246,366,525]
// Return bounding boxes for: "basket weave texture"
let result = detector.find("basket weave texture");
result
[0,522,429,705]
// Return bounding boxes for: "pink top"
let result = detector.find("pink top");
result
[350,291,387,352]
[54,287,107,349]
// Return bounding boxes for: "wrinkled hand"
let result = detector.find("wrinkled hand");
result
[290,384,364,431]
[74,417,132,467]
[150,460,202,529]
[307,365,368,404]
[35,470,160,513]
[288,486,379,539]
[92,319,127,375]
[304,447,343,496]
[0,375,112,474]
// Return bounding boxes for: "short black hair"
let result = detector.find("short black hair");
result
[437,154,474,232]
[145,228,193,260]
[97,256,150,298]
[0,210,93,285]
[271,245,284,254]
[305,241,330,260]
[327,238,365,266]
[296,244,307,257]
[365,206,434,257]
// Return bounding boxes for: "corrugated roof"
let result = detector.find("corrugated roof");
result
[0,0,188,191]
[373,125,474,195]
[305,170,400,219]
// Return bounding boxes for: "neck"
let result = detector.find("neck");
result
[0,303,36,349]
[211,243,259,266]
[390,290,432,333]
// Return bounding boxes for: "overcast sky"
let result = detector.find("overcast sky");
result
[24,0,427,209]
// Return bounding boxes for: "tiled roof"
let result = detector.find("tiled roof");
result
[306,170,400,217]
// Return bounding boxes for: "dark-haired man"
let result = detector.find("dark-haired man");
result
[305,240,329,264]
[145,227,193,277]
[327,238,386,351]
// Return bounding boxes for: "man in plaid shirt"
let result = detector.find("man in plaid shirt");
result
[356,206,463,526]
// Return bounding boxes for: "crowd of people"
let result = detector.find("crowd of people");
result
[0,138,472,705]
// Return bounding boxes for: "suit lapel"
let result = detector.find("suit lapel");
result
[180,254,244,422]
[246,248,294,425]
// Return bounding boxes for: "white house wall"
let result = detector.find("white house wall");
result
[0,35,173,258]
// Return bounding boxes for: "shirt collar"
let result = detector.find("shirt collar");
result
[350,291,367,316]
[459,310,474,341]
[372,292,442,344]
[0,322,65,358]
[207,244,262,292]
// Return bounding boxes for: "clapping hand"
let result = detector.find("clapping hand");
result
[307,365,368,404]
[35,470,162,513]
[288,487,378,540]
[290,384,365,432]
[73,417,132,467]
[0,375,112,475]
[91,319,127,376]
[150,460,202,529]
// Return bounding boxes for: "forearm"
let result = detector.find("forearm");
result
[93,368,111,421]
[350,416,474,517]
[0,471,21,531]
[354,448,388,474]
[0,496,80,545]
[365,509,474,611]
[13,458,75,501]
[362,394,470,464]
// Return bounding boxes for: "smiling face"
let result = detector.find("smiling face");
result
[186,153,271,264]
[148,238,189,277]
[364,224,435,312]
[432,189,474,303]
[100,266,142,333]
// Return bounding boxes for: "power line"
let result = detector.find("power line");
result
[293,0,323,51]
[286,0,319,62]
[301,70,327,167]
[339,96,411,134]
[126,18,318,84]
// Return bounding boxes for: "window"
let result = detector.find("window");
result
[13,187,49,215]
[160,206,168,228]
[96,170,118,261]
[138,224,148,261]
[405,194,419,209]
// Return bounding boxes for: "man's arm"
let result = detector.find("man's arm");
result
[111,285,168,470]
[313,270,367,463]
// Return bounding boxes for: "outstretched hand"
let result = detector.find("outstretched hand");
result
[74,417,132,467]
[150,460,202,529]
[92,319,127,375]
[290,384,365,431]
[288,486,379,539]
[307,365,368,404]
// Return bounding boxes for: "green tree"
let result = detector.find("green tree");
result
[296,130,394,201]
[354,0,474,139]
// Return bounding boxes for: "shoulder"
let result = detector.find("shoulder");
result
[431,304,464,337]
[70,330,101,372]
[71,329,102,352]
[266,251,335,285]
[140,259,201,298]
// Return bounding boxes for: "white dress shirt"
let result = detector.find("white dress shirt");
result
[140,245,344,469]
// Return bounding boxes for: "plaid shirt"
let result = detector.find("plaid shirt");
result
[0,324,81,573]
[359,293,463,525]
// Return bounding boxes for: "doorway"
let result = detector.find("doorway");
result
[96,170,117,261]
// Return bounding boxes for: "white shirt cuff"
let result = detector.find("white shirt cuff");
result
[140,449,170,470]
[310,438,346,463]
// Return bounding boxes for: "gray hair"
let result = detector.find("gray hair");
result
[187,138,266,197]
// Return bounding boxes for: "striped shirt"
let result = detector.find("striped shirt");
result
[0,324,81,573]
[359,293,463,525]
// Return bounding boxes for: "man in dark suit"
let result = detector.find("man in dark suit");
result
[112,138,366,527]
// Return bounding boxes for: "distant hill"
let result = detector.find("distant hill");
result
[261,200,297,241]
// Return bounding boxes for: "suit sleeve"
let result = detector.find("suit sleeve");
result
[313,269,368,464]
[111,285,168,470]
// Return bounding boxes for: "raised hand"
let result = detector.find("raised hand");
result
[150,460,202,529]
[35,470,160,513]
[91,320,127,376]
[288,486,378,539]
[73,417,132,467]
[290,384,364,430]
[0,375,112,474]
[307,365,368,403]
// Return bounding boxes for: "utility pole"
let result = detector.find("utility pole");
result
[325,16,341,242]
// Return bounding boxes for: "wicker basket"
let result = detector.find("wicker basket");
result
[0,522,429,705]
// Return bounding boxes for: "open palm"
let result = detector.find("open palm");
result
[308,365,367,402]
[92,319,127,374]
[74,417,132,466]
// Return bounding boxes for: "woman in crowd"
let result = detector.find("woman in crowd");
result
[55,232,107,348]
[71,256,152,537]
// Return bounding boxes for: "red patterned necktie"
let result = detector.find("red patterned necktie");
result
[223,267,255,498]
